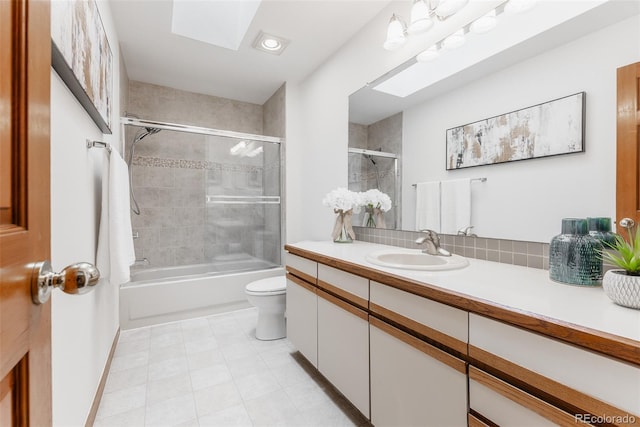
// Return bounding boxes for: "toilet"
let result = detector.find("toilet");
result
[245,276,287,340]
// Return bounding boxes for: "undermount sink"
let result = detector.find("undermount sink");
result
[365,248,469,271]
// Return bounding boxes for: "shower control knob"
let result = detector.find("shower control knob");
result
[30,260,100,305]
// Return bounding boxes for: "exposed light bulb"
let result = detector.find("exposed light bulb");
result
[416,45,440,62]
[505,0,536,14]
[383,14,407,51]
[408,0,433,35]
[470,9,497,34]
[435,0,468,18]
[442,28,465,49]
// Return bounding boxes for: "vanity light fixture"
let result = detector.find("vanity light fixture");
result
[505,0,537,14]
[383,14,408,51]
[442,28,466,49]
[383,0,470,51]
[470,9,497,34]
[408,0,434,35]
[416,44,440,62]
[434,0,469,18]
[252,31,289,55]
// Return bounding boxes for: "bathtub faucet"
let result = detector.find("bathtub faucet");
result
[415,230,451,257]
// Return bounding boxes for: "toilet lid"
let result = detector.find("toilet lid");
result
[245,276,286,293]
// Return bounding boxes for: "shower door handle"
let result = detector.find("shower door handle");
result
[30,260,100,305]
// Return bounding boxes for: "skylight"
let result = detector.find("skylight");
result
[171,0,262,51]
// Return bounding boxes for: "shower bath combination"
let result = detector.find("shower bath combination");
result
[120,117,285,329]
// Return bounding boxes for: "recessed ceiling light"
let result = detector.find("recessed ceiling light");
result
[253,31,289,55]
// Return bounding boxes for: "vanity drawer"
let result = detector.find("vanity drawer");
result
[285,253,317,285]
[469,366,584,426]
[317,264,368,309]
[469,313,640,421]
[370,281,468,354]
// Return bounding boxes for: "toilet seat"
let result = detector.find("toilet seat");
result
[245,276,286,296]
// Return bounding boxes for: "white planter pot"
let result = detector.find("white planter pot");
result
[602,269,640,309]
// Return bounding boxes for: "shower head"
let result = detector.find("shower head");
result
[365,154,377,166]
[133,127,161,144]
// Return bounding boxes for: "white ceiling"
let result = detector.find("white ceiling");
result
[110,0,393,105]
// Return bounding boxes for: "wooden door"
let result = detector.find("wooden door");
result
[616,62,640,225]
[0,0,52,425]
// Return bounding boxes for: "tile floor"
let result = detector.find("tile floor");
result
[94,308,369,427]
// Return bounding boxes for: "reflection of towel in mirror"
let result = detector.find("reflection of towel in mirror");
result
[96,150,136,286]
[415,181,440,232]
[440,178,471,235]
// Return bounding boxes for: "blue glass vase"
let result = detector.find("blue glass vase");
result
[549,218,603,286]
[587,217,616,246]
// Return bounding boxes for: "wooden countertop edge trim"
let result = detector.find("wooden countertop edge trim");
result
[469,345,640,425]
[286,273,317,294]
[285,265,317,286]
[317,279,368,311]
[284,245,640,366]
[369,302,467,355]
[317,289,368,321]
[370,316,467,374]
[469,366,581,426]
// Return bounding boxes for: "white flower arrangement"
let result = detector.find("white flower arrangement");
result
[359,189,392,212]
[322,187,360,213]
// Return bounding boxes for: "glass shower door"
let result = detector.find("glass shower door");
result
[204,136,281,272]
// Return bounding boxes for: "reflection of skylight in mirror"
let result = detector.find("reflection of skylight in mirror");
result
[171,0,262,51]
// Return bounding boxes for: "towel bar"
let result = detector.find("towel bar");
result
[87,139,112,154]
[412,177,486,187]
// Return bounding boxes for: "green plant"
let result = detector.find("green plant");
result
[602,224,640,275]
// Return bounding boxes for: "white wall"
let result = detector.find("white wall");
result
[403,15,640,242]
[286,1,639,244]
[50,1,123,425]
[285,1,426,243]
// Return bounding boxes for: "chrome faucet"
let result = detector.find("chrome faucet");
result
[415,229,451,256]
[457,225,477,237]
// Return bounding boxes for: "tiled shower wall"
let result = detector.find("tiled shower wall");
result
[126,81,284,269]
[348,113,402,229]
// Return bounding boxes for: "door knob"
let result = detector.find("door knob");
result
[31,261,100,305]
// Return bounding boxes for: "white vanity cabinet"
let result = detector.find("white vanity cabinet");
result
[285,253,318,367]
[285,243,640,427]
[317,265,370,418]
[369,280,468,426]
[469,314,640,424]
[468,366,584,426]
[370,317,467,426]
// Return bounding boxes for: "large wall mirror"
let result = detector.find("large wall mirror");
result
[348,0,639,243]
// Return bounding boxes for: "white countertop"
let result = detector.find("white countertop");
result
[287,240,640,344]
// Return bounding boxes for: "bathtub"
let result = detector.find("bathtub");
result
[120,258,284,330]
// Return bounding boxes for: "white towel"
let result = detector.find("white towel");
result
[96,150,136,286]
[440,178,471,235]
[415,181,440,232]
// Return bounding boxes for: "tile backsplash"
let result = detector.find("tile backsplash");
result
[354,227,550,270]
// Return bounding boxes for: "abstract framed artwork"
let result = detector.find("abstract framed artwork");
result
[51,0,113,134]
[446,92,585,170]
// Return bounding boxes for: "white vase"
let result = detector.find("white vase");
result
[602,269,640,309]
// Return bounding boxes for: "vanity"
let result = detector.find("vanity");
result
[285,240,640,426]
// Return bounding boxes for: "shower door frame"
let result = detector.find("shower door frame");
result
[348,147,401,230]
[121,117,286,268]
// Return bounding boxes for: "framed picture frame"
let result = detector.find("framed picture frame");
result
[51,0,113,134]
[445,92,585,170]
